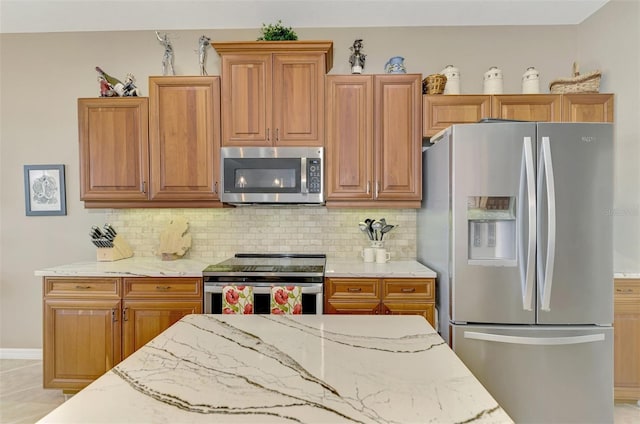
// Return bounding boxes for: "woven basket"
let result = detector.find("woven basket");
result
[423,74,447,95]
[549,62,601,94]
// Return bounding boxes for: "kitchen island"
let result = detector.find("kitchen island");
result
[38,314,512,423]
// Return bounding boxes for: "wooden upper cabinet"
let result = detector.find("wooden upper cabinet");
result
[423,95,490,137]
[325,75,373,200]
[149,76,221,201]
[375,75,422,202]
[325,74,421,207]
[562,93,614,122]
[213,41,333,147]
[78,97,149,201]
[491,94,561,122]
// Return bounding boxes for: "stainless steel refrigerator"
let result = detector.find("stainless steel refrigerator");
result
[417,122,614,423]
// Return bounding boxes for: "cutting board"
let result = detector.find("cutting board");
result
[156,216,192,261]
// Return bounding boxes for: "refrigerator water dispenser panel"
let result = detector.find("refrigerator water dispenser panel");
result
[467,196,516,263]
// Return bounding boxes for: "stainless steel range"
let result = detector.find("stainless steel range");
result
[202,253,326,314]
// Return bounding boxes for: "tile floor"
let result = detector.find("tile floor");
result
[1,359,639,423]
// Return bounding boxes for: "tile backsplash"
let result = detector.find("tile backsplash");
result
[106,208,417,263]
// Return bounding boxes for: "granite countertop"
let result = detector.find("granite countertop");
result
[614,273,640,279]
[38,314,512,423]
[34,257,437,279]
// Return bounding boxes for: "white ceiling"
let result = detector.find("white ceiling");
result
[0,0,609,34]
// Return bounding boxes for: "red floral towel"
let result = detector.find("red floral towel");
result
[222,285,254,314]
[270,286,302,315]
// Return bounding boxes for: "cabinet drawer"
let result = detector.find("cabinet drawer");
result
[614,279,640,301]
[123,278,202,299]
[44,277,120,298]
[325,278,379,301]
[382,279,434,301]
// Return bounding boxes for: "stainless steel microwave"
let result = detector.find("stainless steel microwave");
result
[220,147,324,205]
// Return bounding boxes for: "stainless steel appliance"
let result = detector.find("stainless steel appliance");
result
[417,122,614,423]
[221,146,323,205]
[203,253,325,314]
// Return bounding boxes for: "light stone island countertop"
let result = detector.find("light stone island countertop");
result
[37,314,512,424]
[34,257,437,279]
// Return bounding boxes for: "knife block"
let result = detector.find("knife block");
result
[96,235,134,262]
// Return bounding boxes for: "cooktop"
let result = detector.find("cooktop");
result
[202,253,326,276]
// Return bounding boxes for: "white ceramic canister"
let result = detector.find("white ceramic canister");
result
[441,65,461,94]
[522,66,540,94]
[483,66,503,94]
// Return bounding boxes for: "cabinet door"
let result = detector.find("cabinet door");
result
[78,98,149,201]
[423,95,490,137]
[273,53,325,146]
[613,279,640,401]
[43,299,121,390]
[122,300,202,359]
[324,278,380,314]
[149,76,221,201]
[220,54,272,146]
[375,75,422,201]
[491,94,561,121]
[381,279,435,326]
[325,75,373,200]
[562,93,614,122]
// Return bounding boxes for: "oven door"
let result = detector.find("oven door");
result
[204,281,323,315]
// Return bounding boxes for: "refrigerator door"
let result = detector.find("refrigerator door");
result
[452,324,613,424]
[451,123,537,325]
[536,123,613,325]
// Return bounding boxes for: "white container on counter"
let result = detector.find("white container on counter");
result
[483,66,503,94]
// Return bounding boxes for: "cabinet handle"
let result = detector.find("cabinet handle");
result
[347,287,362,293]
[112,309,118,322]
[214,181,218,194]
[375,181,380,199]
[366,181,370,195]
[122,307,128,321]
[141,181,147,194]
[401,288,416,293]
[616,288,634,294]
[156,285,171,291]
[75,285,91,289]
[267,128,270,142]
[276,128,279,142]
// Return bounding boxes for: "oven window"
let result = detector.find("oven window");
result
[209,292,318,314]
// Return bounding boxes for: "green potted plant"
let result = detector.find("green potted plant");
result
[257,20,298,41]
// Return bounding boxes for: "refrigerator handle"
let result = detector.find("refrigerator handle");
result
[518,137,536,311]
[464,331,605,346]
[537,137,556,312]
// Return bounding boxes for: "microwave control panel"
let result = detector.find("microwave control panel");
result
[307,158,322,194]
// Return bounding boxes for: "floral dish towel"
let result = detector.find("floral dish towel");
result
[222,285,254,314]
[271,286,302,314]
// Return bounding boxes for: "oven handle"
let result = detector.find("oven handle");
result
[204,284,323,295]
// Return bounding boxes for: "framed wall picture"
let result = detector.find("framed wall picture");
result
[24,164,67,216]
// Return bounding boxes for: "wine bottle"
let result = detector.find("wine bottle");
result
[95,66,122,87]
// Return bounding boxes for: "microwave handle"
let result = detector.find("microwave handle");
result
[301,157,308,194]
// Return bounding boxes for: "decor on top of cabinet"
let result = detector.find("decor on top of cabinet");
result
[423,74,447,94]
[349,39,366,74]
[549,62,601,94]
[95,67,140,97]
[522,67,540,94]
[257,20,298,40]
[197,35,211,76]
[155,31,176,75]
[441,65,461,94]
[483,66,503,94]
[385,56,406,74]
[154,216,192,261]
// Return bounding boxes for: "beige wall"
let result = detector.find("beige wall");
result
[1,0,638,350]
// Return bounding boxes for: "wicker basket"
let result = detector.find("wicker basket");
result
[549,62,601,94]
[423,74,447,95]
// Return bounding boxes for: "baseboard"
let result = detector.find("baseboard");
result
[0,348,43,360]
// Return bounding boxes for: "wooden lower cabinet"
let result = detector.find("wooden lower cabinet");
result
[43,277,202,391]
[614,278,640,401]
[324,278,435,327]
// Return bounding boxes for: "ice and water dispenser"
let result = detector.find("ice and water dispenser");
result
[467,196,516,263]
